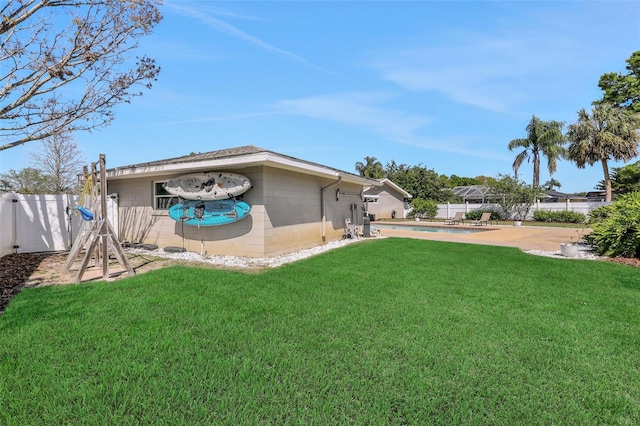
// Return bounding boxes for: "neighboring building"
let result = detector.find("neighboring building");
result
[451,185,588,203]
[450,185,493,203]
[106,146,380,257]
[585,191,615,202]
[363,178,412,220]
[544,190,588,202]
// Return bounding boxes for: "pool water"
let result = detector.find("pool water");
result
[375,224,487,234]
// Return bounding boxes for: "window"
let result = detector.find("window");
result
[154,181,179,210]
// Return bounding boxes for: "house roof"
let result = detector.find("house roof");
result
[545,190,587,200]
[451,185,588,201]
[451,185,493,201]
[372,178,413,199]
[106,145,381,186]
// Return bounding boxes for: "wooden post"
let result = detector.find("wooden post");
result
[91,162,100,267]
[65,154,135,282]
[100,154,108,278]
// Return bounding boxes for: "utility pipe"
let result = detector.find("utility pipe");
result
[321,176,342,242]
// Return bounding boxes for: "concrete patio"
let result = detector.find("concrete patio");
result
[375,222,589,252]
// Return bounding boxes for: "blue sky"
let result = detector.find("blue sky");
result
[1,1,639,193]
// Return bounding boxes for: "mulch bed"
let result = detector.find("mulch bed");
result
[606,257,640,268]
[0,251,191,315]
[0,253,65,314]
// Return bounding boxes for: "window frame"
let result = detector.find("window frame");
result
[153,180,179,210]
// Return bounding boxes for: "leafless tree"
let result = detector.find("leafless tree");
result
[0,0,162,151]
[28,132,84,193]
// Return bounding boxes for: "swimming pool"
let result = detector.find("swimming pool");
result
[375,224,488,234]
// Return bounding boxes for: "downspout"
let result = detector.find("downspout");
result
[321,176,342,242]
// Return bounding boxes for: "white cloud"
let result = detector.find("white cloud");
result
[369,28,585,114]
[165,2,332,73]
[274,92,429,136]
[273,92,508,160]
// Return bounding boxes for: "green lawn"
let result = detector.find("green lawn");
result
[1,238,639,424]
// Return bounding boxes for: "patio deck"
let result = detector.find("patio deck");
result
[375,222,588,252]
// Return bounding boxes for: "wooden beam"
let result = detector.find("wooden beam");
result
[65,154,135,282]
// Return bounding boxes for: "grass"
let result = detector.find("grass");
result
[1,238,640,424]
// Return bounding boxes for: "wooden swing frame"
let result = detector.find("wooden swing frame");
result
[64,154,134,282]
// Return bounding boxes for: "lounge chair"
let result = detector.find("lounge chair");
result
[343,218,360,239]
[471,212,492,226]
[445,212,464,225]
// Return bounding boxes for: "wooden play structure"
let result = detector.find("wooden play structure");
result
[64,154,134,282]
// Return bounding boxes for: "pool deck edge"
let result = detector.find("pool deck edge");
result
[374,221,588,252]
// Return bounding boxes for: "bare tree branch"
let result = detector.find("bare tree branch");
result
[0,0,162,151]
[28,132,84,193]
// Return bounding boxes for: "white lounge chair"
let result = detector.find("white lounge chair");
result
[471,212,492,226]
[445,212,464,225]
[343,218,360,239]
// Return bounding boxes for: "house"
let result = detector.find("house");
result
[363,178,412,220]
[105,146,380,257]
[543,190,588,202]
[450,185,493,203]
[585,190,616,202]
[450,185,588,203]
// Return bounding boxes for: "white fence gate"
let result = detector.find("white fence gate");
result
[0,192,118,257]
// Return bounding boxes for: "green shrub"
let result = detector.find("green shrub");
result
[533,210,586,223]
[587,205,611,223]
[586,192,640,258]
[409,198,438,219]
[562,211,587,223]
[465,209,483,220]
[533,210,553,222]
[466,208,501,221]
[488,175,544,221]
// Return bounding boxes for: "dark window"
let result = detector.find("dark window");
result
[154,181,179,210]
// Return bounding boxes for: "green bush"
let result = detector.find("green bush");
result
[465,209,483,220]
[586,192,640,258]
[466,208,502,221]
[409,198,438,219]
[563,211,587,223]
[532,210,586,223]
[587,205,611,223]
[488,175,544,221]
[532,210,552,222]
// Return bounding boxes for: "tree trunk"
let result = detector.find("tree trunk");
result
[533,156,540,187]
[602,159,612,202]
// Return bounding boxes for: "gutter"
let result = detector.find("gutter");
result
[321,176,342,242]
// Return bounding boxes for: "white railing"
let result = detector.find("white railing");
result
[0,192,117,257]
[437,200,610,221]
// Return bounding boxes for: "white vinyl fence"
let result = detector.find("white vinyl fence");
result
[437,200,610,221]
[0,192,118,257]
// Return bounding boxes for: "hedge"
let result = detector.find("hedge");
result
[532,210,586,223]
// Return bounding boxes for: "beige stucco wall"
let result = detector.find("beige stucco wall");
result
[365,185,409,219]
[107,166,365,257]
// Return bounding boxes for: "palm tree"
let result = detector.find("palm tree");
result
[542,178,562,191]
[355,156,384,179]
[508,115,566,187]
[566,103,640,202]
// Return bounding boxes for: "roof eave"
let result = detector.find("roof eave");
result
[106,152,381,186]
[378,178,412,198]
